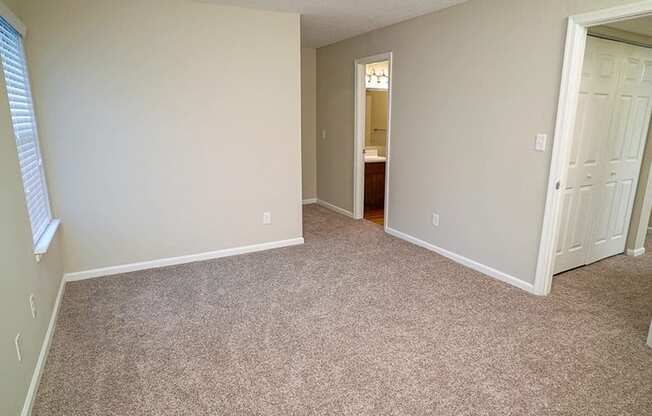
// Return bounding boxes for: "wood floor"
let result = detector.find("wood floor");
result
[364,207,384,225]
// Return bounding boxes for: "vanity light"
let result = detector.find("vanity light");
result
[365,64,389,90]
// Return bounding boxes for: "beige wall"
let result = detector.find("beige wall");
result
[589,25,652,45]
[628,114,652,251]
[366,90,388,149]
[301,47,317,201]
[0,2,64,414]
[18,0,302,274]
[316,0,644,285]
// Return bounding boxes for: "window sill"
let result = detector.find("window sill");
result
[34,219,61,262]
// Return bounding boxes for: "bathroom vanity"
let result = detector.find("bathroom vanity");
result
[364,159,385,210]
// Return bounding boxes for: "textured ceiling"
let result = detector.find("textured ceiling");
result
[203,0,468,48]
[605,15,652,38]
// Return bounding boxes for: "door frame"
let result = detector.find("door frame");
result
[353,52,393,227]
[534,0,652,296]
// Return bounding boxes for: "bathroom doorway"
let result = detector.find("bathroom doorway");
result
[353,53,392,227]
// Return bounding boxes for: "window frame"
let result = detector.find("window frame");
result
[0,9,58,257]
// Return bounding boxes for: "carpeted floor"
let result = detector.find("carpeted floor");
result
[33,205,652,415]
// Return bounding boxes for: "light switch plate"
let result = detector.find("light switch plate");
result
[432,213,440,227]
[263,212,272,225]
[535,134,547,152]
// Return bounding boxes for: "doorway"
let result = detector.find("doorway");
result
[554,34,652,274]
[535,3,652,295]
[353,53,393,227]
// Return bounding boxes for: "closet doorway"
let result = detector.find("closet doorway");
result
[553,34,652,274]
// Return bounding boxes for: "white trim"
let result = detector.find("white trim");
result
[302,198,317,205]
[353,60,365,220]
[316,199,355,218]
[64,238,304,282]
[386,227,537,295]
[534,1,652,297]
[34,219,61,262]
[0,1,26,36]
[296,41,304,242]
[626,247,646,257]
[353,52,393,222]
[533,18,587,296]
[21,276,66,416]
[573,2,652,26]
[384,56,394,229]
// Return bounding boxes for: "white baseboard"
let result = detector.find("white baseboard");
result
[21,275,66,416]
[385,227,537,295]
[302,198,317,205]
[626,247,645,257]
[64,237,304,282]
[316,199,354,218]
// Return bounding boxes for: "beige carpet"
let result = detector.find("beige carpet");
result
[33,205,652,415]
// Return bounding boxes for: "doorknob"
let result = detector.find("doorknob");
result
[610,171,616,176]
[587,173,592,179]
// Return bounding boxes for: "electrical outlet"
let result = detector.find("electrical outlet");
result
[321,130,327,140]
[263,212,272,225]
[29,294,37,319]
[15,333,22,362]
[535,133,547,152]
[432,213,440,227]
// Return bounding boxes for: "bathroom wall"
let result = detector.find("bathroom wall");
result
[365,90,389,153]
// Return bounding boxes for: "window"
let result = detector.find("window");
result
[0,17,52,246]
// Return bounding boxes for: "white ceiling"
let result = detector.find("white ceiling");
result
[204,0,468,48]
[605,15,652,38]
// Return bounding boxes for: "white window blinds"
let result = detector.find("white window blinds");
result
[0,17,52,245]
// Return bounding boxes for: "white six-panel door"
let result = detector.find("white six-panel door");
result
[554,37,652,274]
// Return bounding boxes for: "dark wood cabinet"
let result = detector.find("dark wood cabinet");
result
[364,161,385,210]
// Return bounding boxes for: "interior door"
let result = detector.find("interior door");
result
[554,37,621,274]
[555,37,652,274]
[587,42,652,264]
